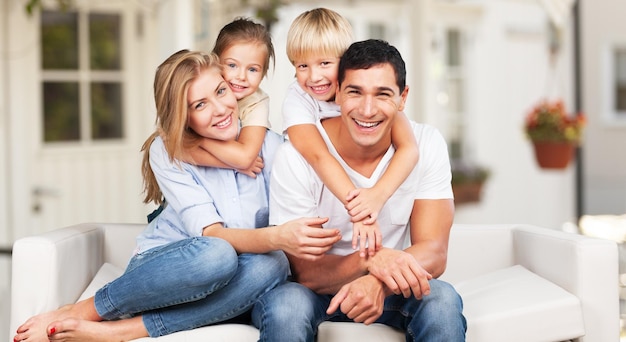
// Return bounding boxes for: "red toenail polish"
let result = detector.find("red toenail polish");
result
[50,327,56,334]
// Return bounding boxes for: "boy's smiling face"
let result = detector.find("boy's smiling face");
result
[293,54,340,102]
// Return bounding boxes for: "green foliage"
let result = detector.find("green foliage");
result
[451,159,490,186]
[25,0,73,16]
[524,100,586,144]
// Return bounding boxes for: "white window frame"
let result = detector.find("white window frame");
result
[40,9,125,147]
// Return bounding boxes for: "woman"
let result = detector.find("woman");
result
[14,49,340,342]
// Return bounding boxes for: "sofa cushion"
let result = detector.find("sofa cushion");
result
[455,264,585,342]
[77,262,124,301]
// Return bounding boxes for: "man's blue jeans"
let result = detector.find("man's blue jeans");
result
[252,279,466,342]
[93,236,289,337]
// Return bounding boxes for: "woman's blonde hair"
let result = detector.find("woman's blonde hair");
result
[141,49,222,205]
[286,8,353,65]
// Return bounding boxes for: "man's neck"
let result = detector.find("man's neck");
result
[321,117,390,178]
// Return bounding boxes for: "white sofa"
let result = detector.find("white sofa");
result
[10,223,619,341]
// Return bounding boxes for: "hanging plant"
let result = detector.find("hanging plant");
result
[524,100,586,169]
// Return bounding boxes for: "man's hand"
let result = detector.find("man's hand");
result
[326,274,386,325]
[274,217,341,260]
[367,248,432,299]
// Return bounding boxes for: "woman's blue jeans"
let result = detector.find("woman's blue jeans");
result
[252,279,466,342]
[93,236,289,337]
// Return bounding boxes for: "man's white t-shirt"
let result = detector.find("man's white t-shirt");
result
[269,118,453,255]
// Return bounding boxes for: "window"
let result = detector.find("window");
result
[41,10,123,143]
[615,47,626,115]
[444,28,466,158]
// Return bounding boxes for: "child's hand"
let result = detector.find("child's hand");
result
[352,220,382,257]
[345,188,385,225]
[237,156,264,178]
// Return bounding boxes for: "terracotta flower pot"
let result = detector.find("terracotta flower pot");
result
[452,182,484,204]
[532,141,576,169]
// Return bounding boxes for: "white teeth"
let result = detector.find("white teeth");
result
[215,115,232,128]
[354,119,379,128]
[311,85,328,91]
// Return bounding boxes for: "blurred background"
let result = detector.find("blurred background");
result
[1,0,625,338]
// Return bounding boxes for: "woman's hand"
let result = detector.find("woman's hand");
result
[273,217,341,260]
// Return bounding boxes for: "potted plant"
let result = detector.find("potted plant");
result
[524,99,586,169]
[451,159,490,205]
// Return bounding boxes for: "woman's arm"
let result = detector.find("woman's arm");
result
[201,216,342,260]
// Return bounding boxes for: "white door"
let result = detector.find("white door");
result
[7,1,156,241]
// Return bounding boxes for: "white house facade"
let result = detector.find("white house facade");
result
[1,0,623,251]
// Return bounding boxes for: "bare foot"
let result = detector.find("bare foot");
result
[14,299,101,342]
[47,316,148,342]
[14,305,76,342]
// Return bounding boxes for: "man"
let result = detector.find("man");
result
[252,39,466,341]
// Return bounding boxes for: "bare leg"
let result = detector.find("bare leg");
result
[14,297,102,342]
[47,316,148,342]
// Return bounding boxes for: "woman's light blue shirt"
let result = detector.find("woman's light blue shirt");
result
[135,130,284,254]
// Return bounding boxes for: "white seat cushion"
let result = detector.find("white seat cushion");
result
[78,263,124,301]
[455,265,585,342]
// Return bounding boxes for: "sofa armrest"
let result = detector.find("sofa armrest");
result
[511,224,620,342]
[10,223,105,337]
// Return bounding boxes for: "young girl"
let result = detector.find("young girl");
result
[283,8,420,257]
[13,50,340,342]
[183,17,274,176]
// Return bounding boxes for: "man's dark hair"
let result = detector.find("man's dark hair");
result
[338,39,406,93]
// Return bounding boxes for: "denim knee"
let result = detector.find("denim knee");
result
[406,279,466,342]
[242,251,290,285]
[253,282,321,342]
[181,237,238,286]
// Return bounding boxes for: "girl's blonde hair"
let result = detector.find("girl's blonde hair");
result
[286,8,353,65]
[213,17,275,77]
[141,49,222,205]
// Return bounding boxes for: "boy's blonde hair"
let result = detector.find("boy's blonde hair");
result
[286,8,353,64]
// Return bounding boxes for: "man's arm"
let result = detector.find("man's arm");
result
[365,198,454,298]
[288,245,367,294]
[405,198,454,278]
[291,198,453,296]
[326,198,454,325]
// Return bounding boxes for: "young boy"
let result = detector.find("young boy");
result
[282,8,419,256]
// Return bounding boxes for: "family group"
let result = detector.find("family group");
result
[14,7,466,342]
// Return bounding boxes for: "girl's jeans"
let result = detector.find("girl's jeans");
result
[252,279,466,342]
[93,236,289,337]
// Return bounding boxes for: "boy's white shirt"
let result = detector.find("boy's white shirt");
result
[281,80,340,135]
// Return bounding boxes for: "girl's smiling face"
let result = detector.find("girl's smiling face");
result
[186,67,239,141]
[220,41,267,101]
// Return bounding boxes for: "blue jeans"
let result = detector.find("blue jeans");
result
[252,279,466,342]
[93,236,289,337]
